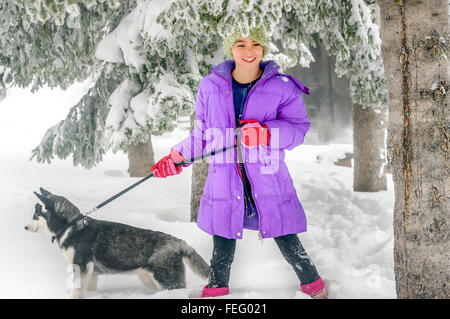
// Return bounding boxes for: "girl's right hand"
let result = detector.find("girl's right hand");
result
[239,120,271,148]
[150,150,186,178]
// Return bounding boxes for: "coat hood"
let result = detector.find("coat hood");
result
[210,59,310,95]
[211,59,280,83]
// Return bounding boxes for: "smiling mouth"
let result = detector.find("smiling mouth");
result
[242,57,256,63]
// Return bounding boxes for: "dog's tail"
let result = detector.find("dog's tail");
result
[182,244,210,280]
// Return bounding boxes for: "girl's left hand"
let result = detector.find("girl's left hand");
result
[239,120,271,149]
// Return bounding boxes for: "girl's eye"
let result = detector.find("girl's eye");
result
[237,43,261,48]
[237,44,259,48]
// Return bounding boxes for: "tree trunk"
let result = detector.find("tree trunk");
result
[0,75,6,102]
[191,158,209,222]
[127,136,155,177]
[0,88,6,102]
[378,0,449,298]
[353,102,388,192]
[189,111,209,222]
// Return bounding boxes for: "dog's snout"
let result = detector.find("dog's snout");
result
[24,226,28,231]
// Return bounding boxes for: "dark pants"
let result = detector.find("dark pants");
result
[208,234,320,288]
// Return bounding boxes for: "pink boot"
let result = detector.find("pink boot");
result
[201,284,229,298]
[300,277,328,299]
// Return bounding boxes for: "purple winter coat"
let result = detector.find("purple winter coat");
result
[171,59,311,239]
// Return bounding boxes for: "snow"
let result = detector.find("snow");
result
[106,78,141,149]
[140,0,174,41]
[0,83,396,299]
[106,78,140,130]
[96,4,147,70]
[95,30,124,63]
[130,91,152,127]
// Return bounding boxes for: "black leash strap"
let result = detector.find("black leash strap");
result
[51,144,237,244]
[90,144,238,212]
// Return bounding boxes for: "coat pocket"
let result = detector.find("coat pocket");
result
[278,194,306,232]
[197,195,214,233]
[212,199,232,236]
[210,163,233,200]
[275,164,297,198]
[280,174,297,197]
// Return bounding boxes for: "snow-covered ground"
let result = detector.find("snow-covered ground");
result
[0,84,396,299]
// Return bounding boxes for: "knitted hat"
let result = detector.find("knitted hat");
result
[222,26,270,59]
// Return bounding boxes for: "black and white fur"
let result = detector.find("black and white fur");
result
[25,188,210,298]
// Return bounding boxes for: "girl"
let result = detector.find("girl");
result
[151,27,327,299]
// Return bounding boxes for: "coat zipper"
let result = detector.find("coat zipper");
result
[213,66,279,241]
[238,66,279,241]
[241,80,265,242]
[211,72,248,181]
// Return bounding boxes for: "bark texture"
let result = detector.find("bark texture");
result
[189,111,209,222]
[127,136,155,177]
[378,0,449,298]
[353,102,388,192]
[0,88,5,102]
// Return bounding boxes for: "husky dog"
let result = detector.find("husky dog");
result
[25,188,210,298]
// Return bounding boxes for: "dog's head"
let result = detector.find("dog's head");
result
[25,187,81,236]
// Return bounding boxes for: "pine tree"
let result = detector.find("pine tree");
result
[30,63,128,168]
[98,0,385,151]
[115,0,386,217]
[18,0,389,214]
[277,1,388,191]
[21,0,386,175]
[0,65,6,101]
[0,0,129,91]
[0,1,137,168]
[99,0,287,152]
[1,0,389,197]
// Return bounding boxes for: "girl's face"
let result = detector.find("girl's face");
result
[231,37,264,71]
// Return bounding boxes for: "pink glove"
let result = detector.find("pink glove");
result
[150,150,186,178]
[239,120,271,149]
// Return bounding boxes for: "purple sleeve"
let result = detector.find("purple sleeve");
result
[263,86,311,151]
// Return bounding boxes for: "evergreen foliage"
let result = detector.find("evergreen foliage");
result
[0,0,387,167]
[0,0,132,91]
[0,0,136,167]
[103,0,386,155]
[30,63,128,168]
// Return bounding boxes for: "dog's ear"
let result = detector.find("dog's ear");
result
[39,187,53,197]
[34,191,52,207]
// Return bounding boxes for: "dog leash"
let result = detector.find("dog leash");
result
[87,143,238,213]
[51,144,238,244]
